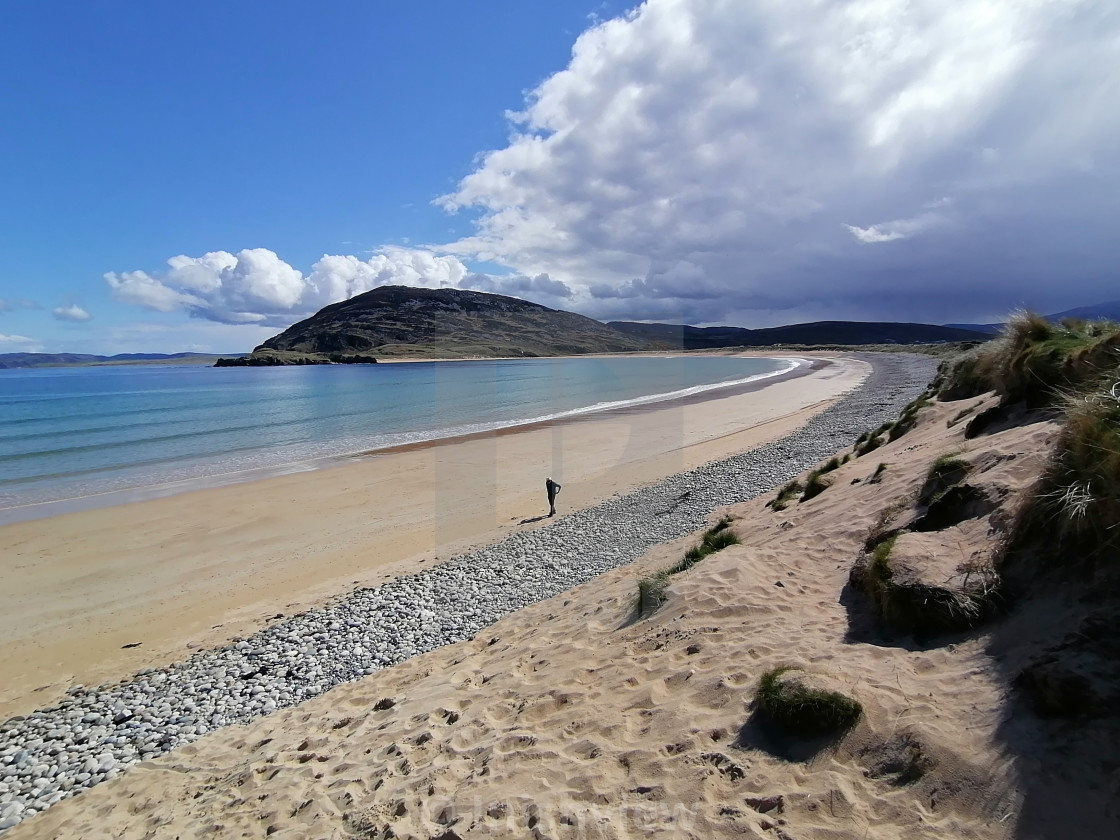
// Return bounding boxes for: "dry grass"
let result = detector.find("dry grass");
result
[636,575,669,615]
[937,311,1120,408]
[931,314,1120,567]
[1023,377,1120,563]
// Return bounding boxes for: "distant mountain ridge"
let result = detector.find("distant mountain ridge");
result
[0,352,228,370]
[607,320,990,349]
[944,300,1120,334]
[237,287,994,365]
[31,292,1120,370]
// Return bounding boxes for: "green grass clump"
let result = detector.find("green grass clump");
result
[854,434,883,457]
[888,393,932,441]
[664,517,740,575]
[851,522,898,610]
[636,574,669,615]
[852,418,904,457]
[707,515,733,534]
[767,480,803,511]
[798,455,846,503]
[869,535,897,584]
[637,518,740,612]
[757,667,862,737]
[853,391,934,455]
[927,452,971,483]
[869,462,888,484]
[701,526,740,553]
[800,469,831,502]
[919,451,972,508]
[972,315,1120,566]
[936,311,1120,408]
[854,532,992,635]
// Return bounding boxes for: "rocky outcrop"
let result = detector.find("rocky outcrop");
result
[214,353,379,367]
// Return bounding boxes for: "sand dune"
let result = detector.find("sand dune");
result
[13,383,1114,839]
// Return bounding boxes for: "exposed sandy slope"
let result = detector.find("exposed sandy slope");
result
[16,389,1117,839]
[0,356,863,719]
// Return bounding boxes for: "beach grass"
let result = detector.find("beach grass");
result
[799,455,844,503]
[636,574,670,615]
[767,480,803,511]
[757,667,862,736]
[637,518,740,613]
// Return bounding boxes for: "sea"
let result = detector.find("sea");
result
[0,355,794,522]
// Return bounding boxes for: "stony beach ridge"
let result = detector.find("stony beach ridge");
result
[0,352,937,833]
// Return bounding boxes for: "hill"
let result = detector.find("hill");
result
[944,298,1120,334]
[236,286,655,363]
[608,319,990,348]
[1044,298,1120,322]
[231,289,992,366]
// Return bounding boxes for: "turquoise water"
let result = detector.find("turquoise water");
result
[0,355,792,515]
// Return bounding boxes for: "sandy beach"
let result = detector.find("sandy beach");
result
[0,353,867,720]
[9,358,1114,840]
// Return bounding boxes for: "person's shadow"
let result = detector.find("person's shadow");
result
[518,514,550,524]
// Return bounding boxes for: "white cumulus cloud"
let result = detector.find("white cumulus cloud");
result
[437,0,1120,325]
[51,304,93,322]
[844,212,945,244]
[0,333,42,351]
[105,247,566,328]
[104,0,1120,330]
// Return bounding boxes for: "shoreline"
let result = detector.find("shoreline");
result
[0,352,944,839]
[0,354,806,527]
[0,353,861,719]
[354,356,824,459]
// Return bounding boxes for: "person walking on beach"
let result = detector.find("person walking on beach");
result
[545,476,562,517]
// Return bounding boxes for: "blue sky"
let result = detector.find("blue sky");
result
[2,1,1118,354]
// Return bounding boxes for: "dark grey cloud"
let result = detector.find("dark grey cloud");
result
[462,272,573,300]
[106,1,1118,333]
[439,0,1120,325]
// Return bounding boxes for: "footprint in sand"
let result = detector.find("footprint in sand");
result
[566,739,604,760]
[699,752,746,781]
[495,733,537,754]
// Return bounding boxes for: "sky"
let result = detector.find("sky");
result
[1,0,1117,355]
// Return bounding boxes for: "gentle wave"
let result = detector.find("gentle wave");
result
[0,356,802,518]
[356,356,803,451]
[0,414,318,464]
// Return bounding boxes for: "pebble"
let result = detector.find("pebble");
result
[0,353,936,833]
